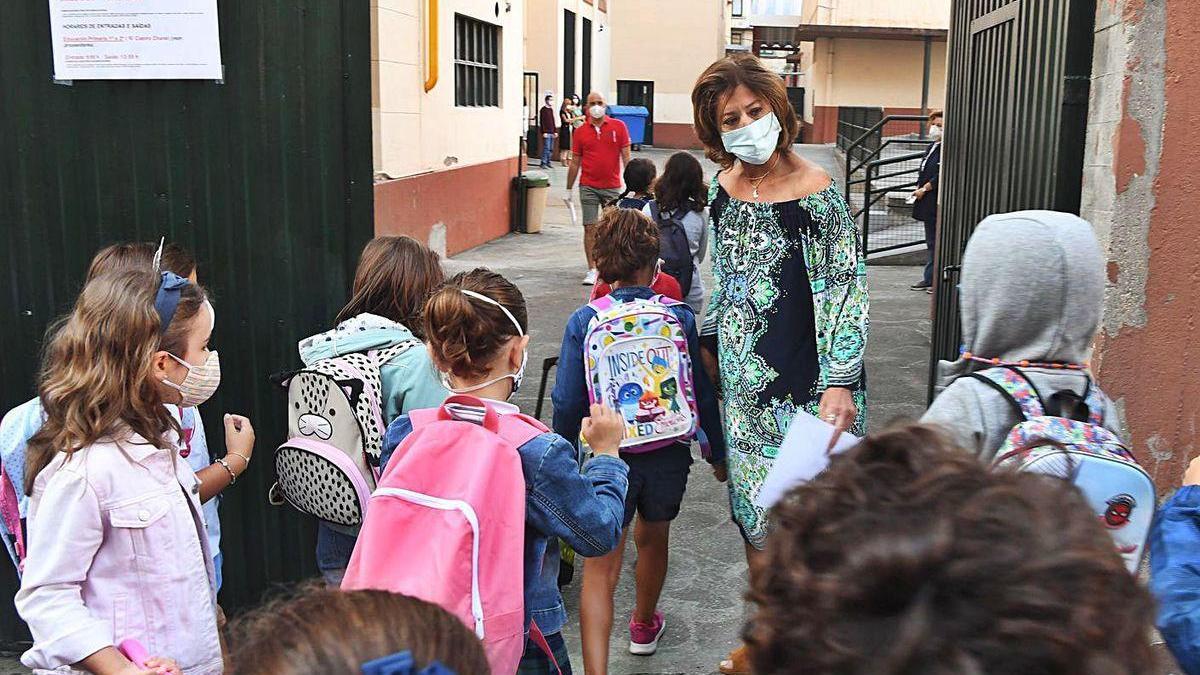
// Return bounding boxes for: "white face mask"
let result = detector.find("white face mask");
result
[163,350,221,408]
[929,124,942,139]
[720,112,782,166]
[589,104,606,120]
[439,290,527,401]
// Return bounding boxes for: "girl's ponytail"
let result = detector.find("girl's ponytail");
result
[423,268,527,380]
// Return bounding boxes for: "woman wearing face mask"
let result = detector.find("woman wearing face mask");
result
[17,269,252,675]
[377,268,630,675]
[690,54,869,674]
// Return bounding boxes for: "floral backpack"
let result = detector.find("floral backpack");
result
[583,295,708,456]
[971,367,1155,572]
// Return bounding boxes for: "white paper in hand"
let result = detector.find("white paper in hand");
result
[754,411,860,509]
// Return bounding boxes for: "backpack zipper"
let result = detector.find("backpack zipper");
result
[372,487,486,639]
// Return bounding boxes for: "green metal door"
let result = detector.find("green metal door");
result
[0,0,373,644]
[930,0,1095,394]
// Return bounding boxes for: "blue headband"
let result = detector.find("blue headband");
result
[361,651,455,675]
[155,272,191,334]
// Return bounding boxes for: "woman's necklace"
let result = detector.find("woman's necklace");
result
[742,155,781,201]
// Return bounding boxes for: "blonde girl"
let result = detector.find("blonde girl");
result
[17,269,253,675]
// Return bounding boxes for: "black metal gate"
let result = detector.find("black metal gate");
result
[930,0,1095,394]
[0,0,373,643]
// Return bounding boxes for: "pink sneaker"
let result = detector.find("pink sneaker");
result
[628,611,666,655]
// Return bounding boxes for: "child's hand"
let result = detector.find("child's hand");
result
[711,462,728,483]
[1184,456,1200,486]
[581,404,625,457]
[224,414,256,464]
[143,656,181,675]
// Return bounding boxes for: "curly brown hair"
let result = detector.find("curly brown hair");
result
[227,583,490,674]
[423,268,527,380]
[593,208,660,285]
[747,424,1155,675]
[692,54,800,168]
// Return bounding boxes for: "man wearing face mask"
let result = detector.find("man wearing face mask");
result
[911,110,943,292]
[567,91,632,285]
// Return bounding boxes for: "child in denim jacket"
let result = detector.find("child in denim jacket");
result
[551,208,726,673]
[379,267,629,675]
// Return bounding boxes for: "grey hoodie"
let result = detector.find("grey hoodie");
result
[922,211,1118,459]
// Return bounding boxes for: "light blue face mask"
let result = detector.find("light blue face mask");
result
[720,112,782,166]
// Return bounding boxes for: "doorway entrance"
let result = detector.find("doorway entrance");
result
[616,79,655,145]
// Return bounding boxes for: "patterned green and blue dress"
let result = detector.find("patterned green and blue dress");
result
[702,176,869,549]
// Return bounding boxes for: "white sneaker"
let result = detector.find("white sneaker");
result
[583,269,598,285]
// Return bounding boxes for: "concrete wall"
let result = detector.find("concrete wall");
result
[524,0,611,101]
[806,36,946,142]
[1081,0,1198,486]
[799,0,951,29]
[609,0,727,147]
[371,0,524,255]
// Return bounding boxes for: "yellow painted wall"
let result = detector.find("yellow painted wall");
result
[372,0,525,178]
[609,0,727,124]
[808,37,946,112]
[800,0,950,30]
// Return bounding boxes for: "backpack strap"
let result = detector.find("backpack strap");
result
[648,200,662,223]
[413,397,547,449]
[649,293,686,309]
[1081,376,1107,427]
[0,466,24,571]
[588,295,617,314]
[967,367,1046,420]
[529,621,564,675]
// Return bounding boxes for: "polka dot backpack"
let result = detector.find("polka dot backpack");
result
[269,343,416,529]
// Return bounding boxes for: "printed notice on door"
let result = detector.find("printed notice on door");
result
[49,0,222,80]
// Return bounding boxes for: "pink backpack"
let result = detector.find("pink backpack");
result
[341,396,547,675]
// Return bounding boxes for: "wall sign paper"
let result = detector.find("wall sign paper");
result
[49,0,223,80]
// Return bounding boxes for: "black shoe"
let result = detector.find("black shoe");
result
[910,281,932,290]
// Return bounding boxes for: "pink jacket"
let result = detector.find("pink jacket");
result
[15,426,222,674]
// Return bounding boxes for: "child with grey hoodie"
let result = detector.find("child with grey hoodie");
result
[922,210,1120,459]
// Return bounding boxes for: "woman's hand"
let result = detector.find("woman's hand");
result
[711,462,728,483]
[581,404,626,458]
[223,414,256,469]
[818,387,857,450]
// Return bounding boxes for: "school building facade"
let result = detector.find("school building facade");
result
[748,0,950,143]
[371,0,527,257]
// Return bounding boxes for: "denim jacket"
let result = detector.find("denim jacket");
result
[551,286,727,464]
[381,400,628,635]
[1150,485,1200,674]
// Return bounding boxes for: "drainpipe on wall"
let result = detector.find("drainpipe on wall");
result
[424,0,439,92]
[920,36,932,136]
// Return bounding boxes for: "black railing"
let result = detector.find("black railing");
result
[842,114,935,256]
[836,107,883,164]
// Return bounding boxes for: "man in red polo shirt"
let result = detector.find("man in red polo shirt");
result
[567,90,631,285]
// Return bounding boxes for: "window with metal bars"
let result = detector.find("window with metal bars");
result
[454,14,500,107]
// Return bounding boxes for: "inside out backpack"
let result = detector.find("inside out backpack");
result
[270,343,416,528]
[584,295,707,456]
[972,366,1155,572]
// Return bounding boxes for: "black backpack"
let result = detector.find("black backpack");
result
[648,202,695,297]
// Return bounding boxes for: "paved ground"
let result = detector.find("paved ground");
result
[0,145,1180,673]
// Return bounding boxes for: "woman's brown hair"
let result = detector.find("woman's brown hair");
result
[746,424,1156,675]
[85,241,197,282]
[228,583,490,674]
[25,269,209,494]
[423,268,527,381]
[335,236,445,337]
[593,208,660,285]
[692,54,800,168]
[653,151,707,214]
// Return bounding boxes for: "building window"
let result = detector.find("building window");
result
[732,0,744,17]
[454,14,500,107]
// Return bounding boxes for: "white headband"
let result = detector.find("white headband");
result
[460,289,524,337]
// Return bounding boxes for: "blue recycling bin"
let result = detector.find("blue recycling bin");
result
[608,105,650,145]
